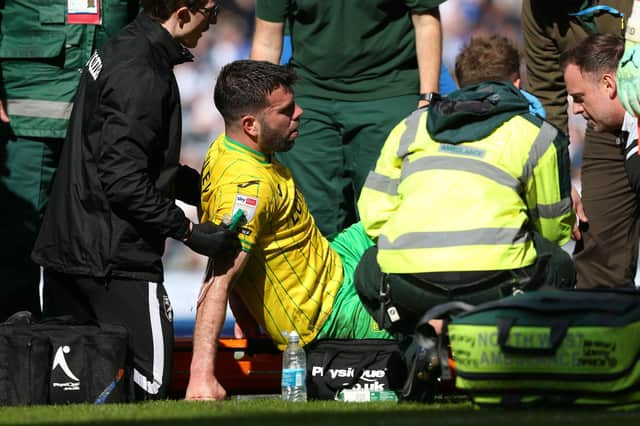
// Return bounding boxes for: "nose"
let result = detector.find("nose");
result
[572,102,584,115]
[294,104,303,120]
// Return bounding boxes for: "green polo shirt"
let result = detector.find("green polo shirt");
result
[256,0,444,101]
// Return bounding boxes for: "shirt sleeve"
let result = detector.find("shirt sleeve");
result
[524,123,574,246]
[255,0,290,23]
[358,115,410,240]
[404,0,447,12]
[201,163,275,253]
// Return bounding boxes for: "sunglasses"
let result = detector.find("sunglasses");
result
[198,3,220,19]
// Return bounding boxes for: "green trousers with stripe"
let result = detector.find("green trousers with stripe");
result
[0,133,61,321]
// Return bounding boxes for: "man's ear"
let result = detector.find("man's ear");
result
[602,73,618,99]
[176,6,192,27]
[241,114,259,137]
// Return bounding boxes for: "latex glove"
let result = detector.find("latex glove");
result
[617,39,640,116]
[183,222,241,259]
[520,89,546,119]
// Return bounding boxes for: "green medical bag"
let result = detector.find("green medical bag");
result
[447,289,640,408]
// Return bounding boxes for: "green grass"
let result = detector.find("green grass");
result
[1,398,640,426]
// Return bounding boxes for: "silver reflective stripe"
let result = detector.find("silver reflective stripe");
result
[7,99,73,120]
[378,227,528,250]
[520,122,557,183]
[362,170,400,195]
[531,197,572,222]
[401,156,521,191]
[397,109,424,158]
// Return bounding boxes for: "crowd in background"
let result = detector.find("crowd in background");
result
[166,0,586,270]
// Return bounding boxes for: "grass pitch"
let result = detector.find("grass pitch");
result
[1,398,639,426]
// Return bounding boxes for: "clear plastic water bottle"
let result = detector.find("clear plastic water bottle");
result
[281,331,307,401]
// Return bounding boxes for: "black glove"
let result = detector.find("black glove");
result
[183,222,241,259]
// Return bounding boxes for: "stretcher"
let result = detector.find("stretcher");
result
[170,337,282,398]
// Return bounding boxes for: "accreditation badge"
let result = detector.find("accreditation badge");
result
[67,0,101,25]
[232,194,258,223]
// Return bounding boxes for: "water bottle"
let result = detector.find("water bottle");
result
[281,331,307,401]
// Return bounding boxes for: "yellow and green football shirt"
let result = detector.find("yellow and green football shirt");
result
[200,134,344,349]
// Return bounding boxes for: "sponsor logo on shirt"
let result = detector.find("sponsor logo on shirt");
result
[233,194,258,222]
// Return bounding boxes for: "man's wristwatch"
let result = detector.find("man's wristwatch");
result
[419,92,439,103]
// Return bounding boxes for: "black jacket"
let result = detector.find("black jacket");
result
[32,13,197,282]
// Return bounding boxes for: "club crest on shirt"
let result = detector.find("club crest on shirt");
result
[233,194,258,222]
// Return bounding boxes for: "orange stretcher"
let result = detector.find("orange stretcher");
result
[170,337,282,398]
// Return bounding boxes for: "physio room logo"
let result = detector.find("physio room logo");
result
[51,345,81,391]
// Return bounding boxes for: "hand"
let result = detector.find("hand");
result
[617,39,640,116]
[185,373,227,401]
[571,185,588,241]
[0,98,9,123]
[184,222,241,259]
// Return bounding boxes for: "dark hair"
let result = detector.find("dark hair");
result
[214,60,298,125]
[559,33,624,80]
[141,0,207,21]
[454,35,521,87]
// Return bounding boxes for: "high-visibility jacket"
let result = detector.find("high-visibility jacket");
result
[358,81,574,274]
[0,0,139,138]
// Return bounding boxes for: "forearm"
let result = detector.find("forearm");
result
[189,276,230,379]
[412,9,442,96]
[249,18,284,63]
[190,252,249,379]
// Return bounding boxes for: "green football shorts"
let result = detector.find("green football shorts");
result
[316,222,393,340]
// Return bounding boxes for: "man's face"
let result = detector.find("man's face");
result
[257,86,303,154]
[178,1,217,48]
[563,63,622,133]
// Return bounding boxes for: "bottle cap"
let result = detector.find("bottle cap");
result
[288,330,299,343]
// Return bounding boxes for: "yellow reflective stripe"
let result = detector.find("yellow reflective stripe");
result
[362,170,400,195]
[378,227,528,250]
[396,109,424,158]
[401,156,521,191]
[520,122,557,183]
[7,99,73,120]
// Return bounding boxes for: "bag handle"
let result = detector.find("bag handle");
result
[414,301,475,349]
[496,317,568,355]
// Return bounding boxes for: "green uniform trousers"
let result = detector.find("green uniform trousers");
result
[276,94,419,236]
[0,134,61,321]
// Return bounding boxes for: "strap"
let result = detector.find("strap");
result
[496,317,568,355]
[414,301,475,349]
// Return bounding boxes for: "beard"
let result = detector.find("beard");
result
[260,121,296,153]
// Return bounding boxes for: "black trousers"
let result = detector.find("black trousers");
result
[42,270,174,401]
